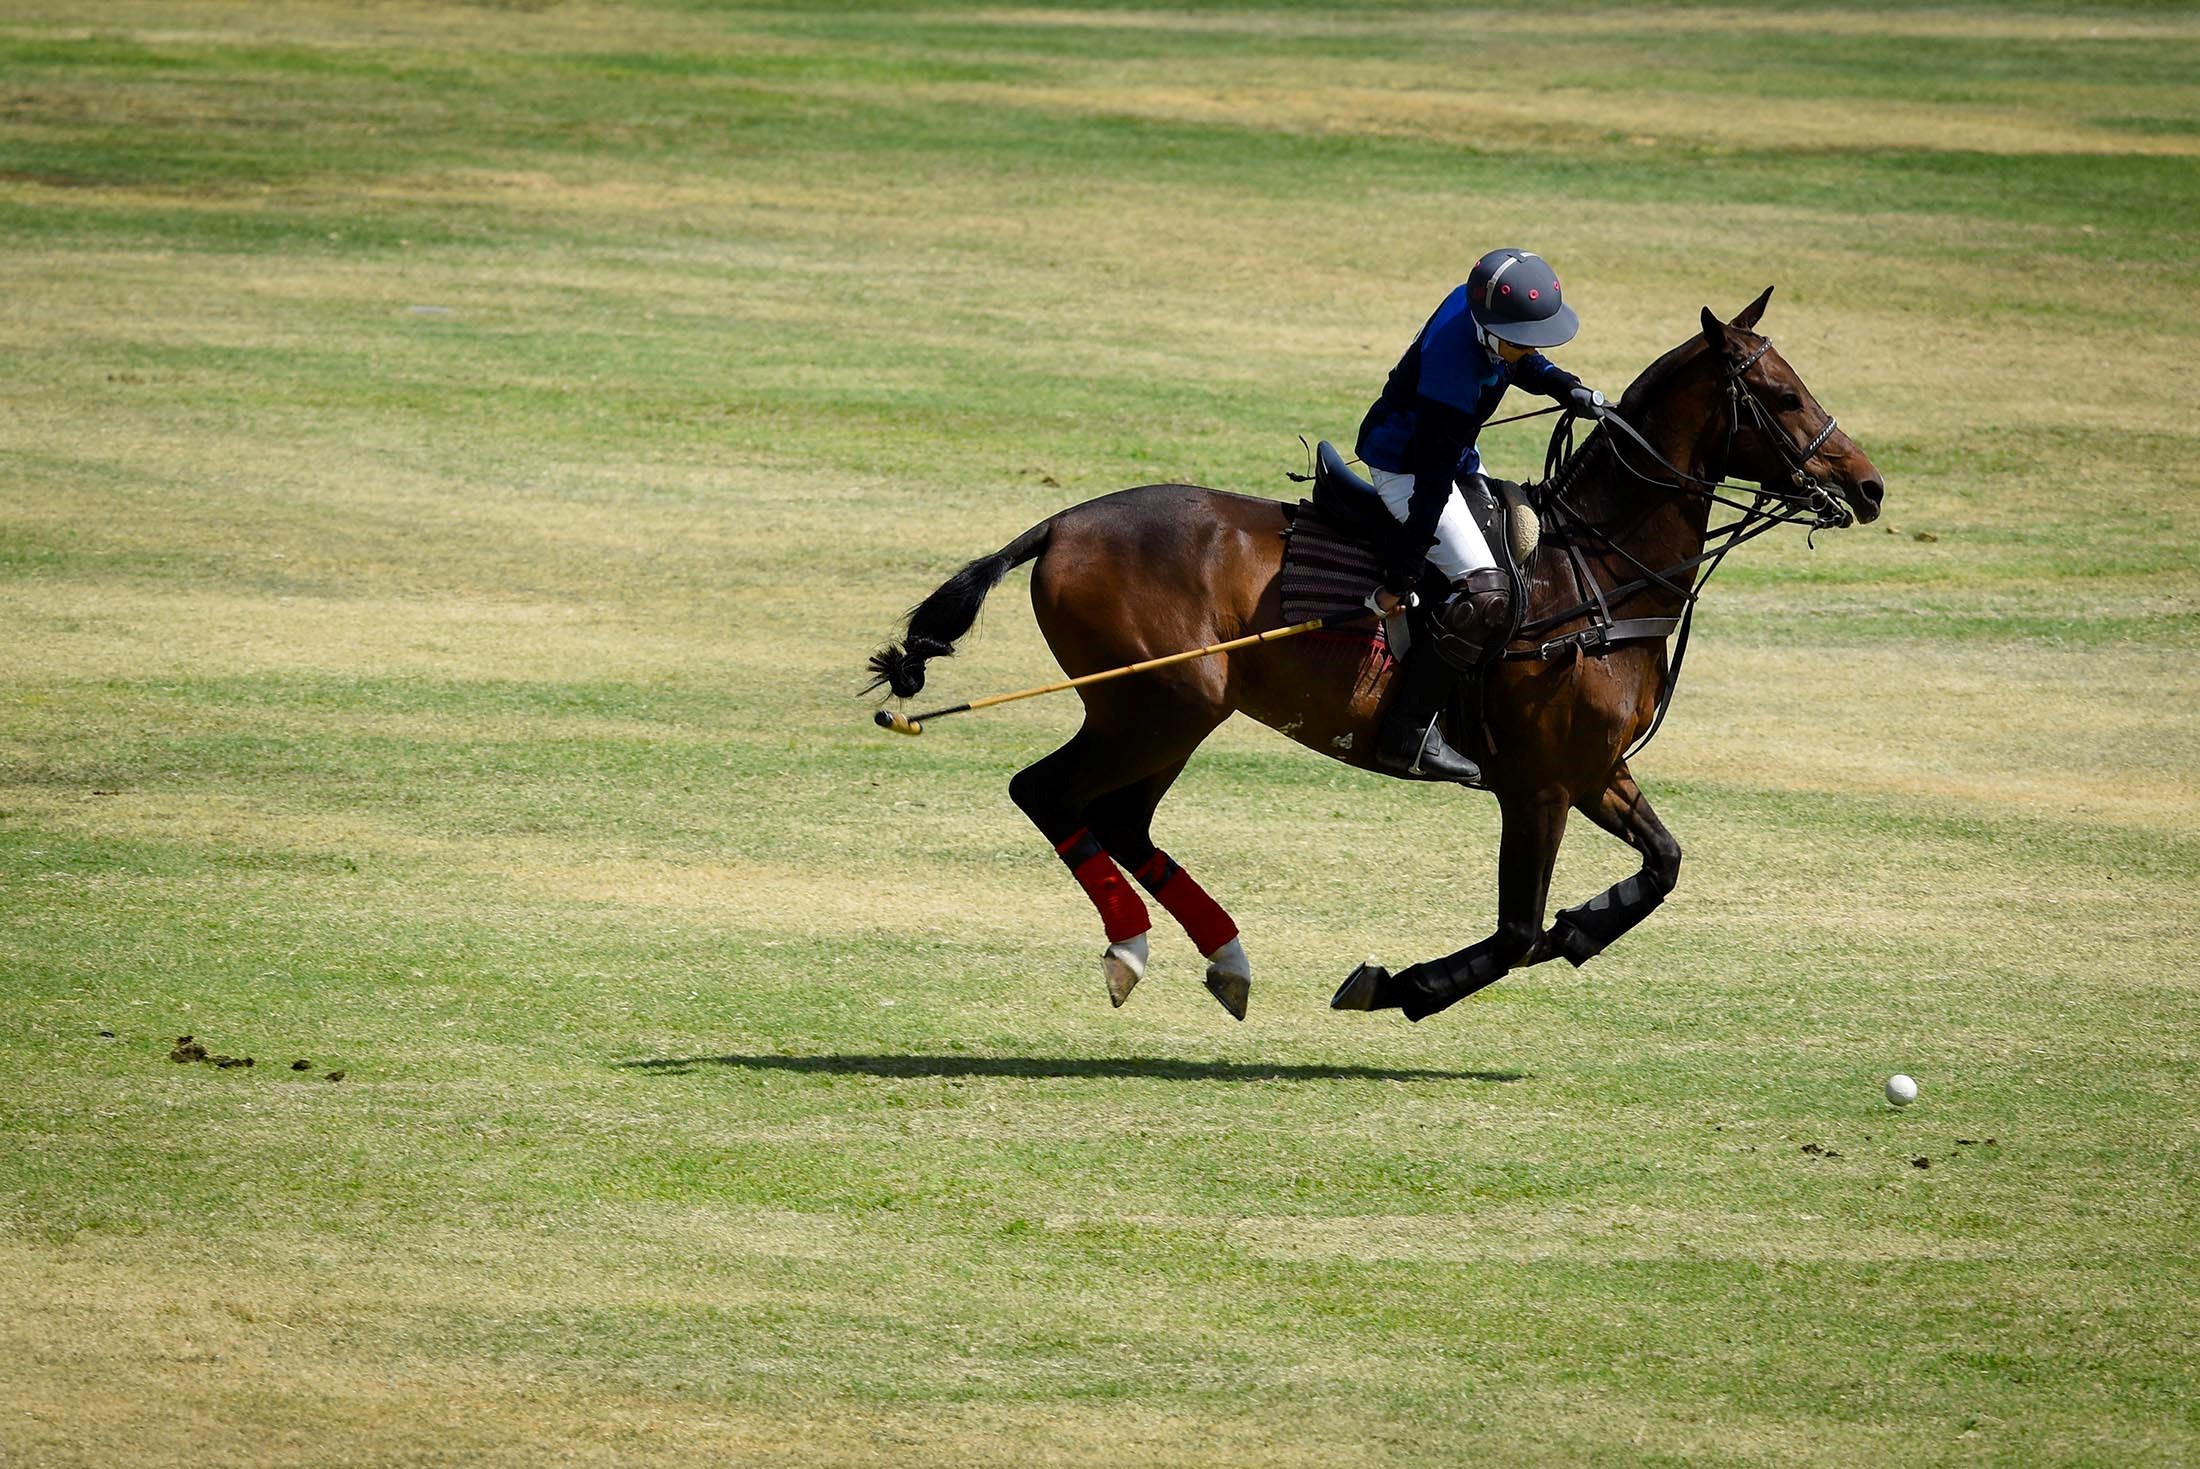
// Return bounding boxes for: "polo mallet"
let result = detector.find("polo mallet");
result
[872,599,1405,737]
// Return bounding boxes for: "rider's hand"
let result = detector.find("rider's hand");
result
[1370,588,1405,618]
[1569,383,1608,416]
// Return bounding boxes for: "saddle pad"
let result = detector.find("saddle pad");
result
[1280,500,1387,625]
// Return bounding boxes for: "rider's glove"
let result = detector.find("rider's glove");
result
[1364,587,1415,619]
[1568,383,1608,415]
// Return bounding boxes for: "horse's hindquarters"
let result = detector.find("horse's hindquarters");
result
[1022,482,1394,774]
[1028,483,1281,686]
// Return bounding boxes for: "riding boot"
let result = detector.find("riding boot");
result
[1376,639,1483,785]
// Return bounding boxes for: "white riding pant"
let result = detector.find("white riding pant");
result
[1369,465,1497,582]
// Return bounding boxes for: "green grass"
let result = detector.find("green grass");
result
[3,2,2198,1464]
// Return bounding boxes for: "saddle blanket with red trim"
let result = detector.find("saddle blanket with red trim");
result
[1279,500,1389,628]
[1278,500,1416,664]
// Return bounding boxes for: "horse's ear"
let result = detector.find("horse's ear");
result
[1700,306,1728,353]
[1730,286,1774,332]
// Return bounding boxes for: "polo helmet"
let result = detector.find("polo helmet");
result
[1466,248,1579,350]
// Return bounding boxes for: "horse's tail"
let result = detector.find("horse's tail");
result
[864,519,1053,699]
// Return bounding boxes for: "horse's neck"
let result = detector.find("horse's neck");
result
[1537,419,1714,619]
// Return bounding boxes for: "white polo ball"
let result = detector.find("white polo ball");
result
[1885,1073,1918,1107]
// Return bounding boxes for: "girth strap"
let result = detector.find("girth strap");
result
[1504,616,1681,663]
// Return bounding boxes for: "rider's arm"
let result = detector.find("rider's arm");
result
[1509,351,1580,399]
[1512,351,1605,413]
[1382,398,1478,592]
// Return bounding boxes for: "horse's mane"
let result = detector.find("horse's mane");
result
[1616,335,1709,420]
[1541,332,1712,496]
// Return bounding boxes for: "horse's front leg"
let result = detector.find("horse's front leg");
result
[1523,762,1681,969]
[1332,788,1568,1020]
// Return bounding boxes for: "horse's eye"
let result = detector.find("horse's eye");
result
[1780,391,1802,411]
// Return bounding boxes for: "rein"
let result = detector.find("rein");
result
[1506,340,1853,761]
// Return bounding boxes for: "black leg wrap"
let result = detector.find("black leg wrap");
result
[1547,914,1602,967]
[1395,947,1513,1022]
[1550,868,1672,968]
[1055,829,1104,870]
[1132,853,1181,897]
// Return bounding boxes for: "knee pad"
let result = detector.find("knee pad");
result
[1442,568,1515,640]
[1432,569,1514,673]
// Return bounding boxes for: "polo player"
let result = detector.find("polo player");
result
[1359,248,1607,783]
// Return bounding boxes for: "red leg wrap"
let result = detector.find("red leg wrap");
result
[1133,850,1239,957]
[1056,829,1149,944]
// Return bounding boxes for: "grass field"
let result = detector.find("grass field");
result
[4,3,2198,1464]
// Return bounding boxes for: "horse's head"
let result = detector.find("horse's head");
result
[1694,288,1884,524]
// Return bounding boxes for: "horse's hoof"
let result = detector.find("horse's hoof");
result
[1102,933,1149,1008]
[1202,936,1251,1021]
[1331,957,1389,1012]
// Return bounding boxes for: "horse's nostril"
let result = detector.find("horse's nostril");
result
[1859,477,1885,506]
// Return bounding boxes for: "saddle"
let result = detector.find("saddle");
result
[1281,441,1540,663]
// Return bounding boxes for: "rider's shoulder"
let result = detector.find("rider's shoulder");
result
[1425,284,1480,338]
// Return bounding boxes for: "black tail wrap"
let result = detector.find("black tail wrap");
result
[864,520,1052,699]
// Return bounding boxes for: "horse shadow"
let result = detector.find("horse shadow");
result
[615,1052,1525,1084]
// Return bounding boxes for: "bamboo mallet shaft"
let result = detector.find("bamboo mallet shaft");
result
[872,604,1386,737]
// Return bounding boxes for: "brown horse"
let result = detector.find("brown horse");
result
[867,292,1884,1021]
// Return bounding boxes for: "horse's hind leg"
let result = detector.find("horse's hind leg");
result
[1007,714,1217,1006]
[1084,764,1251,1020]
[1532,763,1681,968]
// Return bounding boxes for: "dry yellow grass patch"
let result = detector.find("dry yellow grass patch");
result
[0,0,749,57]
[0,1240,1376,1469]
[1672,641,2200,828]
[1228,1206,2046,1266]
[970,7,2200,46]
[894,77,2200,160]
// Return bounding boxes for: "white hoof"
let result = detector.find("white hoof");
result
[1202,936,1251,1022]
[1102,932,1149,1008]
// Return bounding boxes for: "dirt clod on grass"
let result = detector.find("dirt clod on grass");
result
[325,1070,346,1083]
[165,1035,286,1072]
[292,1059,312,1070]
[1912,1156,1932,1169]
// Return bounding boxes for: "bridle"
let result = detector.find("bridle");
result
[1722,336,1846,509]
[1581,336,1852,532]
[1504,337,1857,760]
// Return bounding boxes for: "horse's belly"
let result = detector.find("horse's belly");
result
[1233,630,1395,772]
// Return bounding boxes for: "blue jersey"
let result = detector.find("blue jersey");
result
[1355,283,1575,479]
